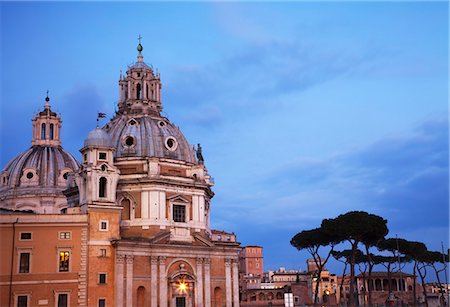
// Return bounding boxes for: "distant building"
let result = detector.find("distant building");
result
[356,271,421,306]
[239,246,264,277]
[425,283,449,307]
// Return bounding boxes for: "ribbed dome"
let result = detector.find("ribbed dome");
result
[104,115,196,163]
[84,127,113,148]
[0,146,80,190]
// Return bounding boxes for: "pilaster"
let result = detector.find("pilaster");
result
[126,255,134,307]
[115,254,125,307]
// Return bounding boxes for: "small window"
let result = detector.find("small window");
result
[17,295,28,307]
[125,136,134,147]
[59,232,71,240]
[26,172,33,179]
[19,253,30,273]
[98,299,106,307]
[84,153,87,162]
[60,208,67,214]
[100,248,107,257]
[63,172,69,180]
[99,220,108,231]
[173,205,186,223]
[20,232,32,240]
[99,273,107,284]
[59,251,70,272]
[158,121,166,127]
[101,165,107,172]
[99,152,107,160]
[57,293,68,307]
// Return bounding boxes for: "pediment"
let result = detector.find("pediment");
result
[167,194,190,203]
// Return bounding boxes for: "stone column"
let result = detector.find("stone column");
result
[151,256,158,307]
[232,259,239,307]
[225,258,232,307]
[159,256,167,307]
[115,254,124,307]
[196,258,204,307]
[204,258,211,307]
[126,255,134,307]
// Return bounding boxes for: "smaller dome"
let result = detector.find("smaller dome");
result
[84,127,112,148]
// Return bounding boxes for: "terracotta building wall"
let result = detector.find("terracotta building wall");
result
[0,215,87,307]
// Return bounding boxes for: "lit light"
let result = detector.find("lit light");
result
[178,282,187,291]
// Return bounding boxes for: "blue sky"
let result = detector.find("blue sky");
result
[1,2,448,276]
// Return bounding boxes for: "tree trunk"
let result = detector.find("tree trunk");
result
[338,263,348,307]
[348,241,358,306]
[432,263,445,307]
[418,263,429,307]
[365,245,373,307]
[413,262,418,305]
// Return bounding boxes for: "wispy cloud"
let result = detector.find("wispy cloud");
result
[213,114,448,246]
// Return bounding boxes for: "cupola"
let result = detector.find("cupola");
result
[117,36,162,116]
[31,93,62,146]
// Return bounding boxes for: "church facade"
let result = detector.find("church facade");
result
[0,41,241,307]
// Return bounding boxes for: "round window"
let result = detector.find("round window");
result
[165,137,178,151]
[26,172,34,179]
[63,172,69,180]
[101,165,107,172]
[125,136,135,147]
[158,121,166,127]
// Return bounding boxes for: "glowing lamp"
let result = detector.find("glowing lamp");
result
[178,282,187,291]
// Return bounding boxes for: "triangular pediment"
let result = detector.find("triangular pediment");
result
[167,194,190,203]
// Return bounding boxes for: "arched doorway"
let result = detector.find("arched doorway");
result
[167,261,196,307]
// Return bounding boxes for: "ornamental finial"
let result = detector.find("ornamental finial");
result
[44,90,50,109]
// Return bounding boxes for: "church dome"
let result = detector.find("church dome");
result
[84,127,113,148]
[0,146,80,192]
[105,115,196,163]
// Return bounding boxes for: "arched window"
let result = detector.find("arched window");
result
[121,198,131,220]
[99,177,107,198]
[214,287,223,306]
[50,123,54,140]
[145,83,148,99]
[41,123,46,139]
[375,279,382,291]
[136,83,142,99]
[137,286,145,307]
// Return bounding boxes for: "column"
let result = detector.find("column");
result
[126,255,134,307]
[151,257,158,307]
[196,258,204,307]
[232,259,239,307]
[225,258,232,307]
[115,255,124,307]
[159,256,167,307]
[204,258,211,307]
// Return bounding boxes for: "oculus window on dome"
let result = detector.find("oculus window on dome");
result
[165,137,178,151]
[124,136,135,147]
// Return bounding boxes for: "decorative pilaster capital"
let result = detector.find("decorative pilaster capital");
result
[225,258,231,267]
[150,256,158,265]
[197,257,204,265]
[204,258,211,265]
[158,256,166,264]
[126,255,134,264]
[116,254,125,264]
